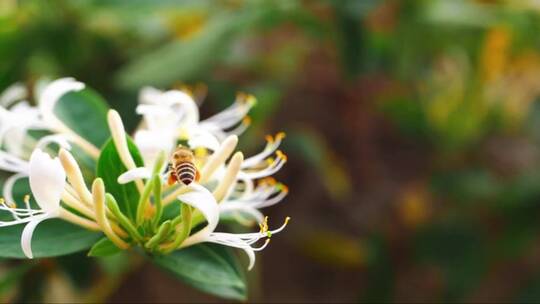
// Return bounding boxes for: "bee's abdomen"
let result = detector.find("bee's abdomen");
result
[175,162,196,185]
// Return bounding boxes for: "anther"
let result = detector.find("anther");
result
[276,150,287,161]
[276,132,286,140]
[246,95,257,106]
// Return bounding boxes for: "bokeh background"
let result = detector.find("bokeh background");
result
[4,0,540,302]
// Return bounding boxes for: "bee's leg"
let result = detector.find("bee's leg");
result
[195,169,201,182]
[168,171,177,185]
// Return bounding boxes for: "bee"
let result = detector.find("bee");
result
[168,145,200,186]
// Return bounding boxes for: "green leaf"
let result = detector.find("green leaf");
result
[97,136,144,220]
[55,88,109,147]
[0,220,101,258]
[151,244,247,300]
[116,13,247,89]
[88,237,122,257]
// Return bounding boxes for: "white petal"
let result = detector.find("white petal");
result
[21,213,56,259]
[3,173,27,206]
[117,167,151,184]
[179,184,220,247]
[243,246,256,270]
[242,134,285,168]
[29,149,65,213]
[0,83,26,107]
[36,135,71,150]
[188,129,220,151]
[161,90,199,126]
[134,129,175,169]
[0,150,29,173]
[3,128,27,157]
[220,206,264,224]
[38,78,84,127]
[139,86,163,105]
[206,234,257,270]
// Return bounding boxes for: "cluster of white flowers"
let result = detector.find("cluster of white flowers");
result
[0,78,289,270]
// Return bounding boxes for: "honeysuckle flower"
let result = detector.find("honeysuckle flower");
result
[0,135,70,207]
[0,79,100,161]
[38,78,101,158]
[177,183,289,270]
[0,149,84,258]
[0,102,44,156]
[0,147,122,258]
[0,77,289,275]
[219,178,289,224]
[117,113,289,269]
[0,82,26,108]
[137,87,254,149]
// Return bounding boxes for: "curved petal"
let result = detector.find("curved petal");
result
[139,86,163,105]
[179,183,220,247]
[240,246,256,271]
[134,129,175,169]
[161,90,199,126]
[0,83,26,107]
[220,206,264,224]
[3,127,27,157]
[187,129,220,151]
[3,173,27,206]
[38,78,84,128]
[0,150,29,173]
[36,134,72,150]
[136,104,180,131]
[29,149,65,213]
[206,234,259,270]
[21,213,56,259]
[117,167,152,184]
